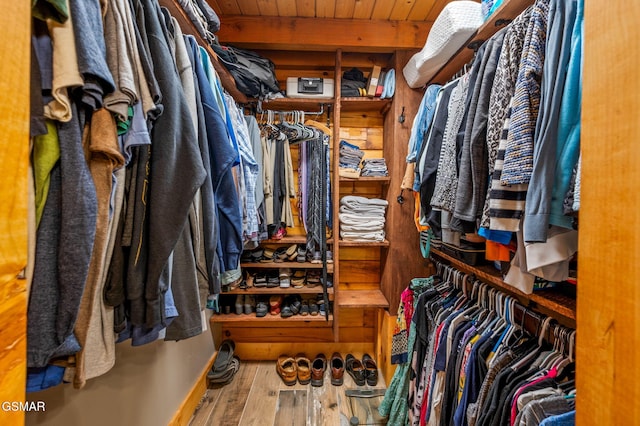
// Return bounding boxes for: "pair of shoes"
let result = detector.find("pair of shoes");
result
[345,354,366,386]
[235,295,254,315]
[296,246,307,263]
[266,271,280,288]
[208,340,240,385]
[254,273,267,287]
[285,244,298,261]
[309,251,322,264]
[277,354,311,385]
[308,297,319,316]
[330,352,345,386]
[280,295,302,318]
[300,299,310,316]
[311,353,327,387]
[270,295,283,315]
[208,355,240,385]
[291,270,306,288]
[279,268,291,288]
[306,271,321,287]
[256,296,269,317]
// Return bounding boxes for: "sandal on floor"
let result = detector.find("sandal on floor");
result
[211,339,236,374]
[362,353,379,386]
[277,355,297,386]
[345,354,366,386]
[295,354,311,385]
[208,355,240,385]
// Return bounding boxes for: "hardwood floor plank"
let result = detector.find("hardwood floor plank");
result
[274,390,308,426]
[307,369,340,426]
[239,362,281,425]
[207,362,259,426]
[189,387,225,426]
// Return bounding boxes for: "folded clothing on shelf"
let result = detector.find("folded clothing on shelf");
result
[339,140,364,178]
[361,158,389,177]
[339,196,388,242]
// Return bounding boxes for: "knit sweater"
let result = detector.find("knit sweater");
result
[500,0,550,185]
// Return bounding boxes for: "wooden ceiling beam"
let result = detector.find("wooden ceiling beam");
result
[217,15,432,51]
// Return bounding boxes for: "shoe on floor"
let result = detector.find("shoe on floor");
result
[362,353,379,386]
[295,354,311,385]
[311,353,327,387]
[277,355,297,386]
[330,352,344,386]
[345,354,366,386]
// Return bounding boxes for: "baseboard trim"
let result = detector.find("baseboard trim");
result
[169,351,217,426]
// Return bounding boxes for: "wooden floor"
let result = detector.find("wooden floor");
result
[189,360,388,426]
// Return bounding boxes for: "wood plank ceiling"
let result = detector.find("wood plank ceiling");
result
[208,0,465,51]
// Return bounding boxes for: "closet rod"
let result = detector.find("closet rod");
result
[432,258,575,349]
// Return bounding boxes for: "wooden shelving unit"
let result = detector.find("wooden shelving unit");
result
[210,313,333,323]
[430,248,576,328]
[427,0,535,85]
[222,287,334,296]
[258,235,334,245]
[240,262,334,273]
[338,176,391,183]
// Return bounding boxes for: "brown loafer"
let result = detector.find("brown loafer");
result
[311,353,327,387]
[330,352,344,386]
[295,353,311,385]
[277,355,297,386]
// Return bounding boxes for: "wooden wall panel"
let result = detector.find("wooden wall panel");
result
[578,2,640,424]
[0,3,30,425]
[339,247,381,261]
[338,260,380,283]
[380,51,424,315]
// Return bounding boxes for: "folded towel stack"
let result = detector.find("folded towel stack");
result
[339,140,364,178]
[361,158,389,177]
[339,195,388,242]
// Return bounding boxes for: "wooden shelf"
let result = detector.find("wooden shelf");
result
[260,97,334,112]
[258,236,335,245]
[339,239,390,247]
[427,0,535,85]
[241,262,334,272]
[340,97,392,113]
[211,313,333,323]
[158,0,248,103]
[339,176,391,183]
[222,287,334,296]
[338,290,389,308]
[430,248,576,327]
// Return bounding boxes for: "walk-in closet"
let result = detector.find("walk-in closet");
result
[0,0,637,425]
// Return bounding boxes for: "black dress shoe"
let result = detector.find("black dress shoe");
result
[345,354,366,386]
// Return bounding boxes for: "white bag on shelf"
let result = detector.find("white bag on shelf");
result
[403,1,484,88]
